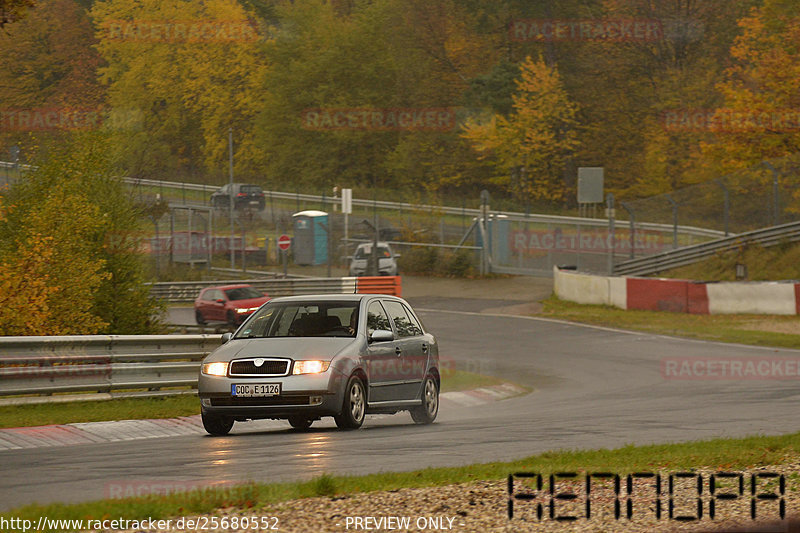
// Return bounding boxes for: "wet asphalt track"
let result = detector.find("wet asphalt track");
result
[2,299,799,510]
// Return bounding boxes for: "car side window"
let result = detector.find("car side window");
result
[401,304,423,336]
[366,301,391,335]
[382,300,416,338]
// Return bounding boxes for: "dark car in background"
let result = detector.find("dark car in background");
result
[198,294,439,435]
[194,284,271,326]
[210,184,266,210]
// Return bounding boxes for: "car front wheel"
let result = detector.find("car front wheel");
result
[201,409,234,436]
[195,310,206,325]
[410,375,439,424]
[288,417,313,430]
[334,375,366,430]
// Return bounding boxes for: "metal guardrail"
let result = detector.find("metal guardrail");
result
[614,220,800,276]
[0,335,222,399]
[148,277,359,302]
[1,163,723,239]
[121,175,726,239]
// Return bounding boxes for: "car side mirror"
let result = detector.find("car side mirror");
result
[369,329,394,343]
[216,298,225,304]
[221,332,232,343]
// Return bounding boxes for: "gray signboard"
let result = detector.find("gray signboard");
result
[577,167,604,204]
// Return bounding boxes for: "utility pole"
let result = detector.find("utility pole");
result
[228,127,235,269]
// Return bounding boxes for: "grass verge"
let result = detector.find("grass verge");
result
[4,431,799,529]
[540,296,800,349]
[0,371,514,429]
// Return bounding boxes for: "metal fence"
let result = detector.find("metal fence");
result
[0,335,222,402]
[621,156,800,237]
[148,277,359,302]
[13,159,793,277]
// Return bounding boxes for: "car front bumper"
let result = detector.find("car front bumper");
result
[198,370,347,419]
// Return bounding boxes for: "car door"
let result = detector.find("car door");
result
[381,300,426,400]
[199,289,214,318]
[364,299,403,403]
[209,289,226,321]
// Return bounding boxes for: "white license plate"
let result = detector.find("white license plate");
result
[232,383,281,397]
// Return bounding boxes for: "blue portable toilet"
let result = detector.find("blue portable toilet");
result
[292,210,328,265]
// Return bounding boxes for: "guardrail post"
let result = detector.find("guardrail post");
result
[606,193,615,274]
[763,161,780,226]
[621,202,635,260]
[714,179,730,236]
[666,194,678,250]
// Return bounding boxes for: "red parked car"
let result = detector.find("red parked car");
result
[194,285,270,326]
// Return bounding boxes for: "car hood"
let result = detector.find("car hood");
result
[228,297,270,308]
[204,337,357,363]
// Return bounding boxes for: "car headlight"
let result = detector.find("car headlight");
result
[293,360,330,375]
[202,362,228,376]
[236,308,249,314]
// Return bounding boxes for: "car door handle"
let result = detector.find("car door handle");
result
[421,344,428,353]
[395,346,402,356]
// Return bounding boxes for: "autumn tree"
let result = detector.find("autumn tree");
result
[0,0,34,28]
[0,185,109,335]
[91,0,267,181]
[0,0,105,153]
[461,55,579,203]
[701,0,800,172]
[0,133,164,335]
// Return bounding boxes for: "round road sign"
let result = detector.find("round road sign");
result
[278,234,291,251]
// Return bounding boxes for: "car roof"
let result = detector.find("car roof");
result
[202,284,253,291]
[267,294,403,304]
[355,241,392,247]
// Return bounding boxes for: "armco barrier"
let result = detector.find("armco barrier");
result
[0,335,222,400]
[554,267,800,315]
[150,276,401,302]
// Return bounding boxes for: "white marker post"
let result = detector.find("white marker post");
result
[342,188,352,270]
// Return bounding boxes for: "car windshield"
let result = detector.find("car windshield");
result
[240,185,262,193]
[236,301,359,338]
[354,245,391,259]
[225,287,264,300]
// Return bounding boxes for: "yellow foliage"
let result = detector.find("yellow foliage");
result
[461,56,579,202]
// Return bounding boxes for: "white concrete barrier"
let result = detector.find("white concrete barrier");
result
[554,267,618,306]
[555,267,800,316]
[706,282,797,315]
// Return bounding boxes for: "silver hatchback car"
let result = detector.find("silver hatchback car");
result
[198,294,439,435]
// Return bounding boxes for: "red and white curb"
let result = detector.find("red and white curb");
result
[0,383,527,450]
[440,382,527,407]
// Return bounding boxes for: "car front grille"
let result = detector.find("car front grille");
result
[229,358,289,377]
[210,396,311,407]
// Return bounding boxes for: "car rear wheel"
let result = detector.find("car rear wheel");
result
[288,417,313,430]
[201,409,234,436]
[334,375,366,430]
[410,375,438,424]
[195,310,206,325]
